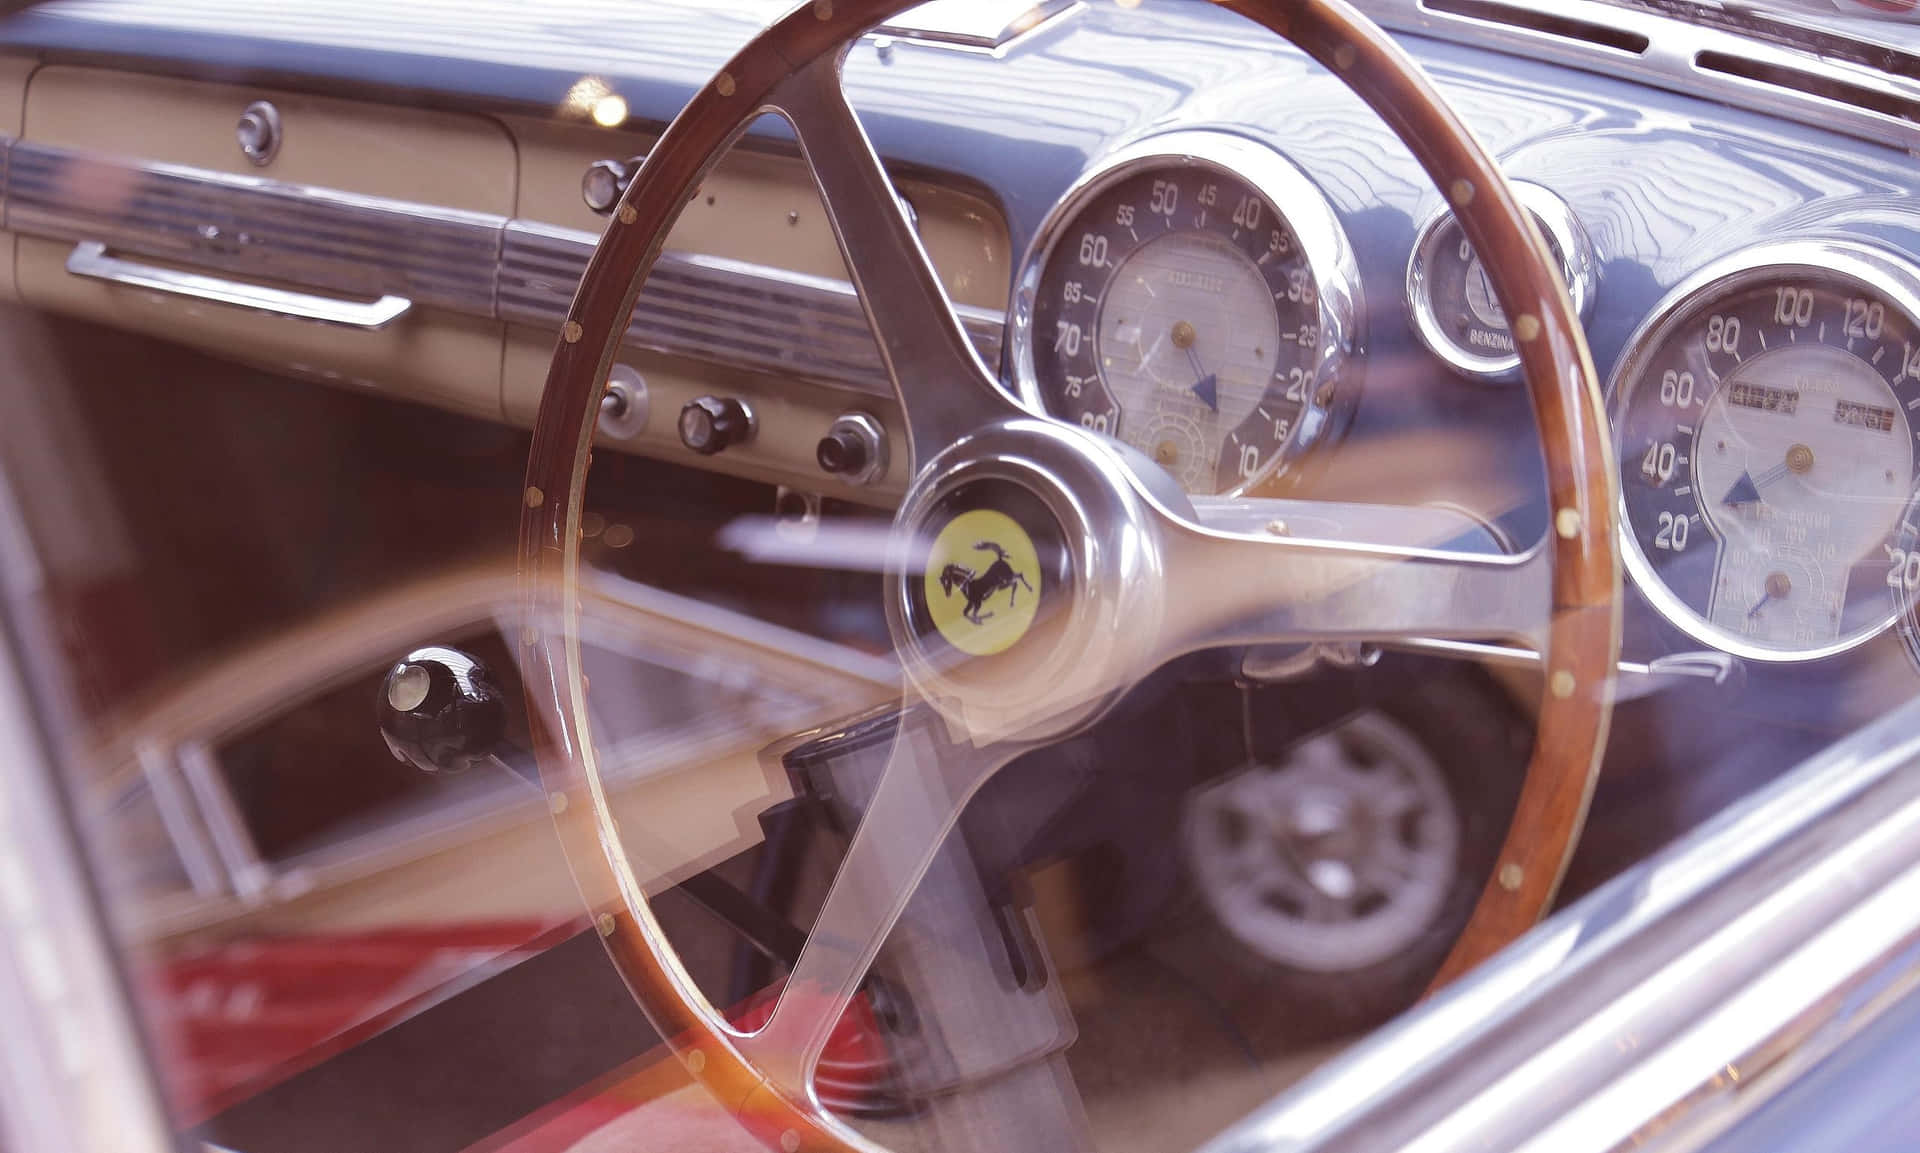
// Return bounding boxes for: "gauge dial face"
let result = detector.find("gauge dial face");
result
[1614,254,1920,660]
[1024,153,1346,495]
[1408,183,1594,381]
[1416,216,1563,358]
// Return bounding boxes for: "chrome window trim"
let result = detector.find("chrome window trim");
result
[0,466,176,1153]
[1201,691,1920,1153]
[1354,0,1920,155]
[0,137,1003,401]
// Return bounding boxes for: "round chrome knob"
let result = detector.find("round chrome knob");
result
[597,364,649,439]
[581,158,631,213]
[581,155,647,215]
[236,101,281,166]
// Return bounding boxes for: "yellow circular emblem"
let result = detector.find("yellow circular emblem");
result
[923,509,1043,657]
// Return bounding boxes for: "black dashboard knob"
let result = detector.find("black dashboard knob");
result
[817,426,869,475]
[679,395,755,456]
[816,412,888,485]
[377,646,507,775]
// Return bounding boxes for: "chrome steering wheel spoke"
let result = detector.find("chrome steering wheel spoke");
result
[737,702,1026,1097]
[1150,507,1553,658]
[771,55,1018,469]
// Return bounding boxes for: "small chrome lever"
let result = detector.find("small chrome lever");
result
[65,241,412,330]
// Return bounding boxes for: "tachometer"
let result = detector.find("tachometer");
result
[1611,241,1920,661]
[1012,132,1359,495]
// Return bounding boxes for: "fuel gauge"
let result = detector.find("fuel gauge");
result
[1407,181,1596,382]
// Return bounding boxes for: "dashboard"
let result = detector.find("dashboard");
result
[2,0,1919,790]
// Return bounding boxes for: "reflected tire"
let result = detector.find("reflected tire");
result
[1158,673,1528,1043]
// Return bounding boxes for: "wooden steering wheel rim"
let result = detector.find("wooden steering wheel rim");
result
[518,2,1621,1149]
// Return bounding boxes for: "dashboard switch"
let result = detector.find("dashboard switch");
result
[679,395,755,456]
[598,364,649,439]
[236,101,282,166]
[581,155,647,215]
[817,412,888,485]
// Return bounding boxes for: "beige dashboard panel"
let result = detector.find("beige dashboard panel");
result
[24,67,516,212]
[14,67,515,418]
[504,115,1007,498]
[503,329,908,507]
[507,114,1010,313]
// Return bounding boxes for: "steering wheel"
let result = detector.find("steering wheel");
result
[519,1,1619,1149]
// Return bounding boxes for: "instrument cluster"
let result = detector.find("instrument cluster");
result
[1608,241,1920,665]
[1013,132,1920,676]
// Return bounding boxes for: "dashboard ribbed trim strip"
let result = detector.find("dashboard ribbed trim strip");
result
[0,138,1001,398]
[500,220,1003,398]
[5,141,502,316]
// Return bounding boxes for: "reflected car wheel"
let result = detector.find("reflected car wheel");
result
[1163,675,1527,1041]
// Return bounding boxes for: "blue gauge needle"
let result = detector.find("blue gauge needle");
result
[1721,471,1765,507]
[1183,344,1218,412]
[1722,445,1813,507]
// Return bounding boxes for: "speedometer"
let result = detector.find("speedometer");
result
[1611,241,1920,661]
[1011,131,1359,496]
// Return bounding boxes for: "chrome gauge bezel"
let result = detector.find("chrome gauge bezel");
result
[1007,129,1361,496]
[1406,181,1597,382]
[1607,238,1920,664]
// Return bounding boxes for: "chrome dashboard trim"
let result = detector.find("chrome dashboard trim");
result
[1355,0,1920,155]
[1201,690,1920,1153]
[6,139,501,317]
[873,0,1081,55]
[0,138,1004,400]
[66,241,413,328]
[499,219,1004,400]
[1007,129,1360,496]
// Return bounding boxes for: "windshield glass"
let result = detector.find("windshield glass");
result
[0,2,1914,1152]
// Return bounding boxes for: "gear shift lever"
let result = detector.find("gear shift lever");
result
[377,646,511,776]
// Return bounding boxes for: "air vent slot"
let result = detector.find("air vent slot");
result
[1695,50,1920,125]
[1422,0,1650,56]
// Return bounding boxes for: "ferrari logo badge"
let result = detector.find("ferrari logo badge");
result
[924,509,1041,656]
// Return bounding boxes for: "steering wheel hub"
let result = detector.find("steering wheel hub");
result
[888,419,1171,742]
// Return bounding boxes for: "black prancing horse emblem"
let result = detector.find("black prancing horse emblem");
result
[937,541,1035,626]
